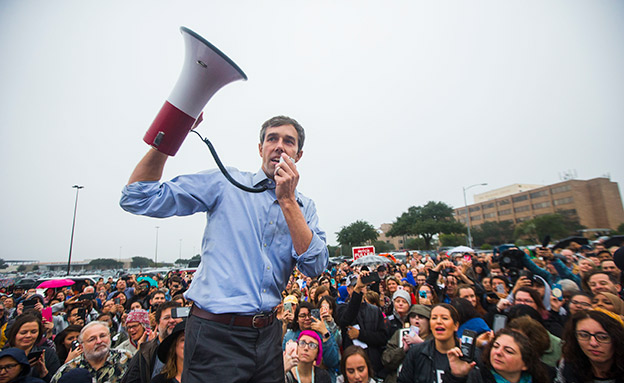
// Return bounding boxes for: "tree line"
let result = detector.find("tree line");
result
[334,200,591,254]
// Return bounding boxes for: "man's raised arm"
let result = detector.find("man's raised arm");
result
[127,148,169,185]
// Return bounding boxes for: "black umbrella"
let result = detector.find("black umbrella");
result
[603,235,624,249]
[552,236,589,251]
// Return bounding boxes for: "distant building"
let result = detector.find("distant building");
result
[474,184,543,203]
[377,223,417,250]
[453,177,624,231]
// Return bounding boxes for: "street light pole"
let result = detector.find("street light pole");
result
[462,183,487,248]
[67,185,84,276]
[154,226,160,267]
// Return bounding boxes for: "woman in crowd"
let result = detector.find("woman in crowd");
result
[0,348,45,383]
[318,296,342,349]
[451,298,490,338]
[284,331,331,383]
[152,321,185,383]
[313,286,330,308]
[557,309,624,383]
[4,314,60,382]
[382,277,401,316]
[566,292,593,317]
[506,315,560,371]
[444,328,549,383]
[52,325,82,364]
[386,290,412,337]
[591,292,624,316]
[337,346,375,383]
[382,305,431,383]
[415,284,439,306]
[282,302,340,377]
[397,303,459,383]
[456,285,487,317]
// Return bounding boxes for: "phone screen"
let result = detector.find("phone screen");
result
[459,330,477,362]
[310,309,320,320]
[493,314,507,333]
[171,307,190,318]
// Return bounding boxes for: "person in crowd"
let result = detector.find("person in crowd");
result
[115,310,151,356]
[456,285,486,317]
[107,280,134,302]
[566,291,592,318]
[557,309,624,383]
[283,331,331,383]
[53,325,83,365]
[382,305,431,383]
[337,273,388,380]
[591,292,624,316]
[312,286,330,308]
[151,321,185,383]
[337,346,375,383]
[445,328,549,383]
[5,314,60,382]
[51,321,132,383]
[585,270,621,296]
[147,292,166,314]
[317,296,341,350]
[0,348,45,383]
[120,301,182,383]
[426,260,474,304]
[451,298,490,338]
[506,315,560,371]
[397,303,460,383]
[386,290,411,337]
[381,277,399,316]
[282,302,340,378]
[415,283,439,306]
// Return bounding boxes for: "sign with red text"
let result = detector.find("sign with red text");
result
[352,246,375,260]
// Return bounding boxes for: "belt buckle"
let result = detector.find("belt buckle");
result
[252,313,265,329]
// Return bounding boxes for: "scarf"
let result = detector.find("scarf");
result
[491,370,532,383]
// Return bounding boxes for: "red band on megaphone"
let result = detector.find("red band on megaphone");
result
[143,101,196,156]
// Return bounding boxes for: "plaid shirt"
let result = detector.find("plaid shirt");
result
[51,348,133,383]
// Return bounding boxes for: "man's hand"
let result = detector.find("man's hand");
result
[347,326,360,340]
[511,276,532,295]
[274,153,299,202]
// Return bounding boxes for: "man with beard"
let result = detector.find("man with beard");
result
[50,321,133,383]
[120,301,182,383]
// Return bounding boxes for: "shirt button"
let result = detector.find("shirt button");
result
[264,243,267,247]
[269,221,273,224]
[263,289,266,293]
[267,266,270,270]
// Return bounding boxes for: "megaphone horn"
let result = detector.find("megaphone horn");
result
[143,27,247,156]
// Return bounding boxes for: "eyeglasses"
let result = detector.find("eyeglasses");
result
[576,330,611,344]
[298,313,311,319]
[570,300,591,308]
[0,363,19,372]
[298,340,318,350]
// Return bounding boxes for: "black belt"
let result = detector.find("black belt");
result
[190,304,277,329]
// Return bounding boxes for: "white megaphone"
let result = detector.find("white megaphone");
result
[143,27,247,156]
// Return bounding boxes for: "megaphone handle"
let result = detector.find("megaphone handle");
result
[190,130,268,193]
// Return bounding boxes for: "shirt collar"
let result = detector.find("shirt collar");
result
[253,170,303,206]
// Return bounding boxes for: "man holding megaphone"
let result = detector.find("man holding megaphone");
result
[121,114,329,382]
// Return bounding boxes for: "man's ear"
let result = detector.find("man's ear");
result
[294,151,303,162]
[258,143,263,157]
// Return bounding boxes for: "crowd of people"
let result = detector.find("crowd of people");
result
[275,242,623,383]
[0,241,621,383]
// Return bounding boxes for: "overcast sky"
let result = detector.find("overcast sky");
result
[1,1,623,265]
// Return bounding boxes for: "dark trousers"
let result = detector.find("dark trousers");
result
[182,313,284,383]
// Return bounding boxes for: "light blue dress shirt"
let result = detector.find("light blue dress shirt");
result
[120,167,329,314]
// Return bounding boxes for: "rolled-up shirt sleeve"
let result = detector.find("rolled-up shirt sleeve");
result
[120,171,224,217]
[294,199,329,278]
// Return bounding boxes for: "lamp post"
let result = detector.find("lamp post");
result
[67,185,84,275]
[463,183,487,248]
[154,226,160,267]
